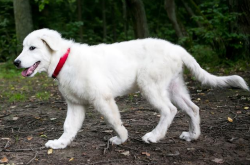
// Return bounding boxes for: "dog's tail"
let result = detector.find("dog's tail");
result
[179,47,249,91]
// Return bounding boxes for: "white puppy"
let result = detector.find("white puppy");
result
[14,29,249,149]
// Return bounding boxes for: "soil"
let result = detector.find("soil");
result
[0,71,250,165]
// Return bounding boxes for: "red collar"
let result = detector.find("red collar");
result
[52,48,70,79]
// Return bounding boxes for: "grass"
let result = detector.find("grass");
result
[36,91,50,101]
[0,62,54,103]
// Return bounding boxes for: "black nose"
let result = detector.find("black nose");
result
[14,60,21,67]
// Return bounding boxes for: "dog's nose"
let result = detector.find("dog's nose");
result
[14,60,21,67]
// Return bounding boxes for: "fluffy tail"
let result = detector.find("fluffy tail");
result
[180,48,249,91]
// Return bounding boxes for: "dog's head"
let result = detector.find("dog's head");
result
[14,28,61,77]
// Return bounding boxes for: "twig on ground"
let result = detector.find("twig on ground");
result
[2,146,46,152]
[90,159,127,165]
[103,140,110,155]
[0,113,11,118]
[4,140,10,149]
[26,151,38,165]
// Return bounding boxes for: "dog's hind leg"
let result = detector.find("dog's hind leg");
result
[45,102,86,149]
[139,82,177,143]
[170,77,201,141]
[93,97,128,145]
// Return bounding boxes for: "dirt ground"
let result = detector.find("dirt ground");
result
[0,71,250,165]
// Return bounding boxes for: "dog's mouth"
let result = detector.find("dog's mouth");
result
[22,61,40,77]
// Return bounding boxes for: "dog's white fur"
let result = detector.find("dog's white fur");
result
[15,29,249,149]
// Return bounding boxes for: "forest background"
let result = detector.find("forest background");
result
[0,0,250,71]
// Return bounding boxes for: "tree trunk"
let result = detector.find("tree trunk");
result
[126,0,149,39]
[164,0,184,39]
[122,0,128,40]
[227,0,250,59]
[181,0,202,27]
[112,1,117,42]
[229,0,250,59]
[13,0,33,52]
[77,0,83,42]
[102,0,107,42]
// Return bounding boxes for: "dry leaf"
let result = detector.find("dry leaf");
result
[27,136,33,141]
[69,157,74,161]
[197,98,201,101]
[0,156,8,163]
[102,130,113,133]
[142,152,150,157]
[212,158,224,164]
[244,107,249,110]
[121,151,130,156]
[13,117,19,120]
[48,148,53,155]
[228,117,233,122]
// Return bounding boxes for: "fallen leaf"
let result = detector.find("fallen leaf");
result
[102,130,113,133]
[197,98,201,101]
[142,151,150,157]
[69,157,74,161]
[244,107,249,110]
[212,158,224,164]
[50,118,57,120]
[40,134,47,138]
[228,117,233,122]
[48,148,53,155]
[27,136,33,141]
[121,151,130,156]
[0,156,8,163]
[12,117,19,120]
[1,138,10,140]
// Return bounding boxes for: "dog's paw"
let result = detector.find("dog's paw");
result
[109,136,124,145]
[179,131,199,142]
[142,132,159,143]
[45,139,68,149]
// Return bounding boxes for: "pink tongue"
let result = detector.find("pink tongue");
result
[21,65,36,77]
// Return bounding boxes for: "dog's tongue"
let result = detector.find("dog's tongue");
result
[21,62,40,77]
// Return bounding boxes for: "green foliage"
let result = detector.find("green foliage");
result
[0,0,17,62]
[0,0,249,68]
[189,0,246,61]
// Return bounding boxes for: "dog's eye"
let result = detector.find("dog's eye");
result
[29,46,36,51]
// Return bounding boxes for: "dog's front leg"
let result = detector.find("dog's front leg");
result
[45,102,85,149]
[94,97,128,145]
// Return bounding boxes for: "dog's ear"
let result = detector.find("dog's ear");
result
[41,35,59,51]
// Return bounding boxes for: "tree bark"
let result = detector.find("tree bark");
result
[164,0,184,38]
[13,0,33,51]
[102,0,107,42]
[181,0,202,27]
[77,0,83,42]
[164,0,184,39]
[229,0,250,59]
[126,0,149,39]
[122,0,128,40]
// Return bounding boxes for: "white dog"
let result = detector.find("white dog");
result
[14,29,249,149]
